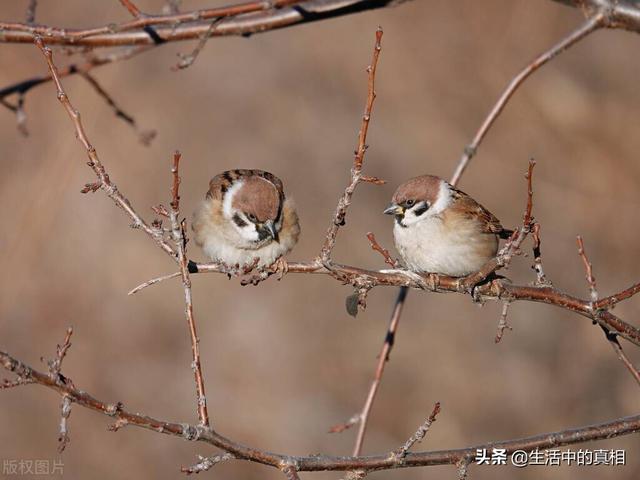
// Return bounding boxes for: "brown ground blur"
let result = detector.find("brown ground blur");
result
[1,1,639,479]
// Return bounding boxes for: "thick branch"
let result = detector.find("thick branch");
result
[1,349,639,472]
[0,1,406,47]
[192,261,640,347]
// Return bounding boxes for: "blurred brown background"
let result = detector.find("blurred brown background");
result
[1,1,639,479]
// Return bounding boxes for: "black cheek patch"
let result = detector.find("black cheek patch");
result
[395,216,407,228]
[232,213,248,228]
[413,203,429,216]
[257,227,270,241]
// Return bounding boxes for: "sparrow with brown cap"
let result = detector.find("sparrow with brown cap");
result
[384,175,511,277]
[192,169,300,273]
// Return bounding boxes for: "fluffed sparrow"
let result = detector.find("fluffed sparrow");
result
[384,175,511,277]
[192,169,300,270]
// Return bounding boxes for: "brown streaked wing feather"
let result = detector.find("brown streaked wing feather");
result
[451,188,504,234]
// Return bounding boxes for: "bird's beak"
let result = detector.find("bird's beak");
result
[383,203,404,216]
[264,220,279,243]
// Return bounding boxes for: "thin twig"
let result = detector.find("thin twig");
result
[58,395,72,452]
[352,285,408,456]
[34,37,176,258]
[169,151,210,427]
[48,327,73,378]
[1,45,151,101]
[25,0,37,24]
[329,413,361,434]
[494,301,512,343]
[602,329,640,387]
[319,27,383,266]
[119,0,143,18]
[173,18,223,70]
[395,402,441,458]
[128,271,181,295]
[181,453,235,475]
[576,238,640,386]
[531,223,550,286]
[450,13,604,186]
[576,235,598,304]
[456,458,470,480]
[1,377,34,389]
[366,232,398,268]
[595,282,640,310]
[282,464,301,480]
[79,72,156,145]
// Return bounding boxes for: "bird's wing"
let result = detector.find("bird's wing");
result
[450,188,507,235]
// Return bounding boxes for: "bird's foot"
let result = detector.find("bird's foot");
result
[270,257,289,280]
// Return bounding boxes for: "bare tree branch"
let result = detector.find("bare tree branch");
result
[450,13,604,185]
[576,236,640,387]
[119,0,144,18]
[168,151,210,427]
[10,19,638,477]
[395,402,441,458]
[33,37,176,258]
[352,285,408,455]
[319,26,384,268]
[0,1,405,47]
[1,348,639,473]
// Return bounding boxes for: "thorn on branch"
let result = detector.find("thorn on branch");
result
[128,271,181,295]
[523,158,535,229]
[58,395,72,453]
[152,204,170,217]
[328,413,361,433]
[531,223,551,286]
[47,327,73,379]
[576,235,598,304]
[494,301,512,343]
[395,402,441,459]
[366,232,398,268]
[107,417,129,432]
[600,324,640,388]
[360,175,386,185]
[1,377,34,389]
[173,18,223,70]
[182,452,235,475]
[170,151,182,212]
[81,181,102,193]
[80,72,156,146]
[456,458,471,480]
[340,471,367,480]
[119,0,144,18]
[281,464,301,480]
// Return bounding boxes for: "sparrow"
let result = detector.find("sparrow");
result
[384,175,512,277]
[192,169,300,271]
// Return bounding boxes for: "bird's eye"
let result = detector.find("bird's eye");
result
[246,213,257,223]
[405,199,415,207]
